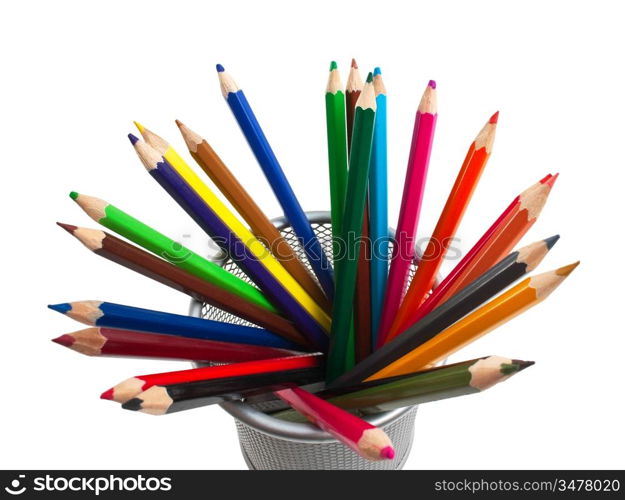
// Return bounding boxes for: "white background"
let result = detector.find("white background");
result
[1,0,623,470]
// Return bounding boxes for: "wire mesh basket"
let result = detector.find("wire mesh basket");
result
[190,211,434,470]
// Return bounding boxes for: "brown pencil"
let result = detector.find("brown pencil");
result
[346,59,371,362]
[174,120,331,314]
[56,223,310,348]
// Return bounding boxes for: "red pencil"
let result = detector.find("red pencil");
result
[275,386,395,461]
[52,327,301,363]
[101,353,322,403]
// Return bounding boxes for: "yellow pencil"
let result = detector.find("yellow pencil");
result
[134,122,331,331]
[367,262,579,380]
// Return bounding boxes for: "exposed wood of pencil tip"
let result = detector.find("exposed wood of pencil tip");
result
[515,235,559,272]
[519,174,558,220]
[216,64,240,98]
[326,62,344,95]
[346,59,364,93]
[103,377,145,403]
[52,327,106,356]
[59,300,104,325]
[417,80,438,114]
[175,120,203,153]
[358,428,395,461]
[356,76,377,111]
[70,192,107,222]
[531,261,579,299]
[134,122,169,154]
[372,69,387,96]
[122,386,172,415]
[468,355,533,391]
[57,223,105,251]
[129,135,161,171]
[474,112,499,154]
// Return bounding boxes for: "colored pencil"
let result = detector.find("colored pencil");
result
[217,64,334,299]
[346,60,372,363]
[369,67,388,346]
[122,365,324,415]
[329,236,559,387]
[368,262,579,381]
[52,327,300,362]
[129,135,330,351]
[275,356,534,420]
[324,61,349,260]
[274,386,395,461]
[377,81,438,345]
[101,353,322,403]
[406,174,558,327]
[48,300,300,350]
[327,73,377,381]
[385,112,498,343]
[56,223,309,347]
[131,126,330,323]
[70,191,278,314]
[174,120,331,313]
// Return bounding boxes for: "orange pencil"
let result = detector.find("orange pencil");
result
[383,112,498,344]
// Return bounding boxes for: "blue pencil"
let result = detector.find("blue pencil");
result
[216,64,335,300]
[128,134,329,352]
[48,301,302,350]
[369,67,388,345]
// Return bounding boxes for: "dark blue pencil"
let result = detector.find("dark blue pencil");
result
[48,301,302,350]
[129,134,329,351]
[216,64,335,300]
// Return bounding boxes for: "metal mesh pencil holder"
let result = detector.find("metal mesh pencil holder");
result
[190,211,437,470]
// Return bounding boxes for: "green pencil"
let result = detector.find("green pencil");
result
[327,72,377,381]
[275,356,534,421]
[325,61,349,255]
[69,191,279,313]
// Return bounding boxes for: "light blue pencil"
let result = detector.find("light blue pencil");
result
[369,68,388,345]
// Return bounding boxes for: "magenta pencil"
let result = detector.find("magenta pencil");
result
[274,386,395,461]
[376,81,438,347]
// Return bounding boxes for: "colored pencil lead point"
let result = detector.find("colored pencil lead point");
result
[545,234,560,249]
[128,133,139,145]
[428,79,437,89]
[516,360,536,371]
[133,121,145,134]
[489,111,499,124]
[366,72,373,83]
[329,61,337,71]
[48,303,72,314]
[56,222,77,233]
[100,388,114,400]
[69,191,79,200]
[545,173,559,187]
[380,446,395,460]
[52,334,75,347]
[121,398,143,411]
[556,261,580,277]
[216,63,225,72]
[351,58,358,68]
[373,67,382,76]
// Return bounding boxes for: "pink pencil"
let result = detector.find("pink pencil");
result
[274,387,395,461]
[401,174,555,328]
[376,80,438,347]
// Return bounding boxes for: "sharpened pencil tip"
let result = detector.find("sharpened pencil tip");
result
[544,234,560,249]
[373,67,382,76]
[329,61,337,71]
[517,360,535,371]
[545,172,559,188]
[100,388,115,400]
[216,64,225,72]
[489,111,499,124]
[52,334,75,347]
[133,121,145,134]
[128,133,139,145]
[48,303,72,314]
[122,398,143,411]
[351,58,358,69]
[69,191,79,200]
[428,80,437,89]
[556,261,580,277]
[174,119,183,128]
[380,446,395,460]
[56,222,77,233]
[366,72,373,83]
